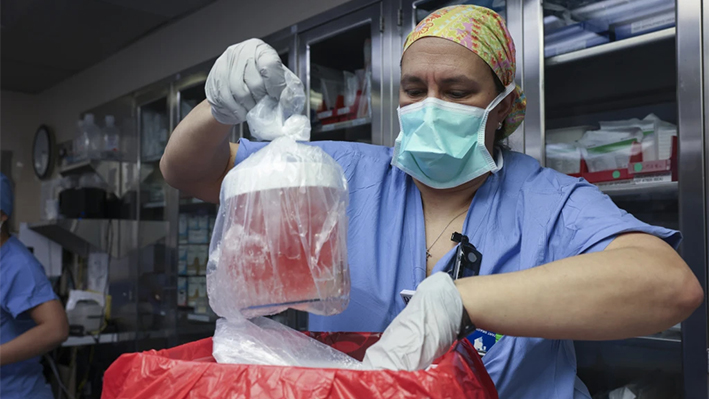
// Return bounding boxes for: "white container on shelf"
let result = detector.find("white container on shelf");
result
[547,143,582,174]
[73,120,88,162]
[102,115,121,160]
[546,125,593,144]
[82,114,102,160]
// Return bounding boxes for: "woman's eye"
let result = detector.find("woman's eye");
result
[405,89,425,97]
[448,91,468,99]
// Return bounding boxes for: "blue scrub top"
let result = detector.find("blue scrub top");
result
[1,236,57,399]
[235,139,680,399]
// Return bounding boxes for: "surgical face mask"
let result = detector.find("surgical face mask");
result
[392,83,515,189]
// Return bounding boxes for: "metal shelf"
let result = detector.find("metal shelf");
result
[312,117,371,133]
[143,201,165,209]
[546,28,676,66]
[29,219,168,258]
[186,313,213,323]
[59,159,151,198]
[597,180,677,199]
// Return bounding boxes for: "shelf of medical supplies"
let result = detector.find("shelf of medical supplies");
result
[142,201,165,209]
[546,28,675,66]
[597,180,677,199]
[29,219,168,258]
[312,117,371,134]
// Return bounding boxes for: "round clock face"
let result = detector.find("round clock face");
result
[33,126,52,179]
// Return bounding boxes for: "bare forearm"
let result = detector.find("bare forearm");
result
[456,237,702,340]
[0,323,67,365]
[161,100,234,203]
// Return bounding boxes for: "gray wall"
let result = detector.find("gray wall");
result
[0,91,42,231]
[3,0,350,227]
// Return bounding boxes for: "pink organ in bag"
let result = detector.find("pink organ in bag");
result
[208,137,350,319]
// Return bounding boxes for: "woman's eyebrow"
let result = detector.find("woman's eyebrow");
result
[439,75,477,85]
[400,75,425,85]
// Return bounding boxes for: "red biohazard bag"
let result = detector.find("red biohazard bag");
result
[101,332,498,399]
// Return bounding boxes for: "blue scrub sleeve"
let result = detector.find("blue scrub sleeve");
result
[551,182,681,258]
[1,257,57,319]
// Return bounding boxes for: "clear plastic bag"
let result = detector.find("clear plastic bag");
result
[207,65,351,368]
[212,317,363,369]
[246,69,310,142]
[208,136,350,319]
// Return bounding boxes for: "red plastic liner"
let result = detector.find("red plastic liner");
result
[102,332,498,399]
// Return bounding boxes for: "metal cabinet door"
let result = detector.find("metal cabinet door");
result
[298,3,386,145]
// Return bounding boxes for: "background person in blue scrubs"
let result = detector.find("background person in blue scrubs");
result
[160,6,702,398]
[0,173,69,398]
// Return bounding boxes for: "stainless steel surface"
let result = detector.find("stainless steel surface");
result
[506,0,525,152]
[298,3,383,145]
[296,0,380,32]
[381,0,399,147]
[546,28,676,66]
[522,0,544,163]
[597,181,678,198]
[677,0,708,395]
[29,219,168,259]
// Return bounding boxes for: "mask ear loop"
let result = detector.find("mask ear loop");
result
[488,83,516,133]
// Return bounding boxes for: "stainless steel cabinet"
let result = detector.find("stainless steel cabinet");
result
[518,0,707,396]
[134,86,175,342]
[298,3,388,145]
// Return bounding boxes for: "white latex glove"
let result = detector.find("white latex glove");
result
[206,38,292,125]
[362,272,465,371]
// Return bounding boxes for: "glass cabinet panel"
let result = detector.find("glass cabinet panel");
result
[412,0,507,23]
[543,1,677,229]
[299,4,381,144]
[172,76,220,342]
[136,92,172,339]
[541,0,681,395]
[543,0,675,58]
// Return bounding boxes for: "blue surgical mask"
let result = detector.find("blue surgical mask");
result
[392,83,515,189]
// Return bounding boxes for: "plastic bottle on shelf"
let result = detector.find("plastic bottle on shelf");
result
[102,115,121,160]
[73,120,88,162]
[82,114,102,160]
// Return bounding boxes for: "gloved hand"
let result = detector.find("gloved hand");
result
[206,39,294,125]
[362,272,465,371]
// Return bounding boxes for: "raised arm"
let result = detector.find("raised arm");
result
[160,39,287,203]
[161,100,235,203]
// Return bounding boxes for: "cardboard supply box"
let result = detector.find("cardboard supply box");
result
[196,246,208,275]
[177,277,188,307]
[187,277,201,307]
[186,246,199,276]
[179,214,188,244]
[188,214,209,244]
[178,246,188,275]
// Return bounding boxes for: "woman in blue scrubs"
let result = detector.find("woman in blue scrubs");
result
[160,6,702,398]
[0,173,69,398]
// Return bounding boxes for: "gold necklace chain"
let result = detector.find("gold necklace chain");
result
[426,209,468,259]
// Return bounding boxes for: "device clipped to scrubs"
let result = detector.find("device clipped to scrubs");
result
[448,232,482,280]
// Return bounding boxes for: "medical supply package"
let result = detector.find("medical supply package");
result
[101,332,499,399]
